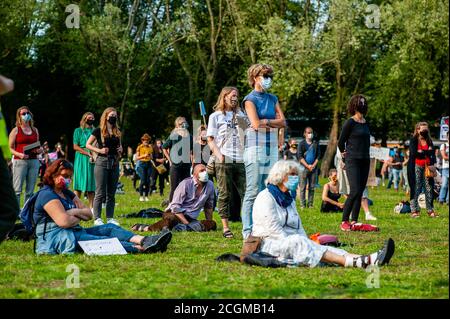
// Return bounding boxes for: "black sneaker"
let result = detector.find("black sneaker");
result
[374,238,395,266]
[141,229,172,253]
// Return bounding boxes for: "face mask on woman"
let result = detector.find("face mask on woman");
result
[260,76,273,91]
[108,116,117,125]
[283,175,299,192]
[56,176,71,190]
[419,129,429,137]
[86,119,95,126]
[21,113,32,123]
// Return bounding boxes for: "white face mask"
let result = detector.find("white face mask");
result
[307,133,313,140]
[198,171,209,183]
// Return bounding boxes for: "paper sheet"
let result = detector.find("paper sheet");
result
[78,238,128,256]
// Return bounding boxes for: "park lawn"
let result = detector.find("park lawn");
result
[0,177,448,299]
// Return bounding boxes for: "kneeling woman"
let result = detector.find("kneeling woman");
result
[251,160,394,268]
[320,169,344,213]
[34,159,172,255]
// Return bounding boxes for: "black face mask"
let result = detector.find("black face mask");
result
[108,117,117,125]
[356,98,368,115]
[420,129,428,137]
[86,119,95,126]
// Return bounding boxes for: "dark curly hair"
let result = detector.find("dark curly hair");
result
[43,159,74,188]
[347,94,368,116]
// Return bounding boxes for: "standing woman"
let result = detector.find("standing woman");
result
[241,64,287,240]
[150,139,167,196]
[163,117,193,202]
[136,133,153,202]
[207,87,246,239]
[86,107,122,226]
[408,122,438,218]
[9,106,41,205]
[73,112,96,210]
[337,95,373,231]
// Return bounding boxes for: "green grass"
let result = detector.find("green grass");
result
[0,177,448,299]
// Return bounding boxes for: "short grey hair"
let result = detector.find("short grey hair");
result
[266,160,301,185]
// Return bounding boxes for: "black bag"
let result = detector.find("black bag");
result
[243,252,287,268]
[5,223,33,242]
[119,207,164,218]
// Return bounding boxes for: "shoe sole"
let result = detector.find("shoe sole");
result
[377,238,395,266]
[144,231,172,253]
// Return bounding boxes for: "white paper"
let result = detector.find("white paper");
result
[78,238,127,256]
[440,116,449,141]
[369,146,390,161]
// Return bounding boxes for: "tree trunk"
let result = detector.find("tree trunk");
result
[320,102,340,177]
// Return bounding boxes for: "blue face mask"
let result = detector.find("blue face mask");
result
[284,175,299,192]
[21,113,32,122]
[261,77,272,91]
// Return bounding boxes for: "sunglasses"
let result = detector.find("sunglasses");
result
[20,111,31,116]
[59,160,74,170]
[261,74,273,79]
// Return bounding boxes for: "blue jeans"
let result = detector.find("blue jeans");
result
[73,223,138,253]
[391,168,402,190]
[439,168,449,203]
[241,146,277,239]
[137,161,153,196]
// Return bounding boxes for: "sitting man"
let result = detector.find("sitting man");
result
[132,164,217,232]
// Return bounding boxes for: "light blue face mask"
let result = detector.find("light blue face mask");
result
[21,113,32,122]
[261,77,272,91]
[284,175,299,192]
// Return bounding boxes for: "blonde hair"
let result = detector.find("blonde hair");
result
[15,106,35,129]
[213,87,240,115]
[247,64,273,88]
[80,112,95,129]
[174,116,186,128]
[100,107,121,138]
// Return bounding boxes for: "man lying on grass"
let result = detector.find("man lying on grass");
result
[34,159,172,255]
[131,164,217,232]
[249,160,395,268]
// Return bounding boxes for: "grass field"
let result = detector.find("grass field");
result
[0,176,448,299]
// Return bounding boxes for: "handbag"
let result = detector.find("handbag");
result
[90,134,105,163]
[151,160,167,175]
[425,164,437,179]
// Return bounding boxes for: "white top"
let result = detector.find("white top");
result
[441,143,449,169]
[207,110,245,162]
[251,188,347,267]
[252,188,307,239]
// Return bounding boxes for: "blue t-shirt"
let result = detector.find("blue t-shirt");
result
[242,90,278,120]
[242,90,279,150]
[34,186,77,225]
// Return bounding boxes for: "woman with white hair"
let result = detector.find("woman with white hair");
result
[251,160,395,268]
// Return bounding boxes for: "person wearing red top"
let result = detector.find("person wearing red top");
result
[8,106,42,206]
[408,122,438,218]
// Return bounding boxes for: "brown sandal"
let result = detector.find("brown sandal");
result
[223,229,234,238]
[131,223,150,232]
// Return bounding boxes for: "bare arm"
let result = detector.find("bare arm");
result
[269,103,287,128]
[204,207,213,220]
[163,148,172,165]
[86,135,107,155]
[0,75,14,95]
[43,199,83,228]
[175,213,190,225]
[441,147,449,161]
[207,137,224,162]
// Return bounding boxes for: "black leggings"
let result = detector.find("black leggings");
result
[342,158,370,222]
[168,163,191,201]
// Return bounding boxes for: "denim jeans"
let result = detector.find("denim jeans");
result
[12,159,40,205]
[241,146,278,239]
[391,168,402,190]
[439,168,449,203]
[93,156,120,219]
[137,161,153,196]
[73,223,138,253]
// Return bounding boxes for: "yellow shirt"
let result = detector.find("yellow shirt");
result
[136,144,153,162]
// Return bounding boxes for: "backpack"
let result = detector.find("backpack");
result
[394,201,411,214]
[19,187,47,236]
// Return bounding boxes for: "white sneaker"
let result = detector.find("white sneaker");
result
[145,197,149,202]
[365,212,377,221]
[107,218,120,226]
[139,196,144,202]
[94,218,104,226]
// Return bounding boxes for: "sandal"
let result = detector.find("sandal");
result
[427,211,439,218]
[223,229,234,238]
[131,223,150,232]
[411,212,420,218]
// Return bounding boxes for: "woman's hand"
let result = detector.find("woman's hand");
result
[100,147,109,155]
[117,145,123,154]
[20,153,29,160]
